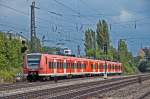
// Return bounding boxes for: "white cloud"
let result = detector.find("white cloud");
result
[119,10,133,21]
[113,9,135,22]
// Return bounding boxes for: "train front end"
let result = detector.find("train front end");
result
[23,53,41,81]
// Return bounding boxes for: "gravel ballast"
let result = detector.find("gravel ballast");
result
[88,79,150,99]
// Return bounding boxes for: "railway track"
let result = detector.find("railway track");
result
[0,74,143,91]
[0,76,103,91]
[137,90,150,99]
[0,74,150,99]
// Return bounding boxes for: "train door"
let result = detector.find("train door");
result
[77,61,82,73]
[70,60,75,73]
[83,61,87,72]
[90,61,95,73]
[66,60,72,74]
[56,59,64,74]
[48,59,54,74]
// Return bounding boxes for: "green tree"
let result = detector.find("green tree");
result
[119,40,138,74]
[84,28,95,57]
[0,32,23,82]
[96,20,110,50]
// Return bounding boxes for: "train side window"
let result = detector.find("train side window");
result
[58,62,61,69]
[54,62,56,69]
[99,64,102,69]
[77,63,79,69]
[57,62,59,69]
[81,63,83,69]
[91,64,94,69]
[91,64,93,69]
[81,63,86,69]
[74,63,77,69]
[96,64,98,69]
[60,62,62,69]
[45,57,47,64]
[49,62,54,69]
[66,63,69,69]
[115,65,117,69]
[61,62,63,69]
[98,63,100,69]
[63,63,66,69]
[109,64,111,70]
[113,65,115,69]
[72,63,75,69]
[67,62,71,69]
[83,63,86,69]
[77,63,81,69]
[99,64,101,69]
[80,63,82,69]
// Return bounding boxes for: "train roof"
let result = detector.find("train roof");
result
[42,54,121,64]
[27,53,122,64]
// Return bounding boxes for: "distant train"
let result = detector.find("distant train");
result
[23,53,122,81]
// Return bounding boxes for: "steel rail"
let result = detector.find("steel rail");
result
[0,74,150,99]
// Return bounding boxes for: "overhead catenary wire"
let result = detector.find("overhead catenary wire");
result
[0,2,149,29]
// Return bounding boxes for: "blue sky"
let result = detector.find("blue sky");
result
[0,0,150,56]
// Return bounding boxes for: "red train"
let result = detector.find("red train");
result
[23,53,122,81]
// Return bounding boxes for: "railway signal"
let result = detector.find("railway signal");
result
[104,43,108,54]
[104,43,108,79]
[21,40,27,53]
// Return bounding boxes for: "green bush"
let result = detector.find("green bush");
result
[0,32,22,82]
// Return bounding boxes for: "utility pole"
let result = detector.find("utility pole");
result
[30,1,37,52]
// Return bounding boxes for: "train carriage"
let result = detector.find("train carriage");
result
[23,53,122,81]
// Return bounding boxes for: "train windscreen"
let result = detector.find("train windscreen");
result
[27,54,41,69]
